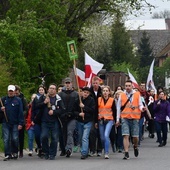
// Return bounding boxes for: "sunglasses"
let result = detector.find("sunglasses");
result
[65,82,71,84]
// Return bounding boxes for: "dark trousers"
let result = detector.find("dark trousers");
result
[110,125,116,146]
[148,119,155,135]
[89,123,102,153]
[155,121,168,145]
[41,122,59,157]
[19,125,25,154]
[58,126,65,153]
[34,124,41,149]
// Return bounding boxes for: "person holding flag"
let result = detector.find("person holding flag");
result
[74,86,95,159]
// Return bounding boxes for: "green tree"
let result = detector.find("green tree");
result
[112,62,139,82]
[138,31,154,68]
[0,0,154,38]
[0,56,14,96]
[0,11,71,97]
[110,15,139,69]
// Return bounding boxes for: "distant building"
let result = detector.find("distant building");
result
[125,19,170,65]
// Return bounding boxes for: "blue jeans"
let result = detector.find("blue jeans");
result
[2,123,19,156]
[41,122,59,157]
[99,120,114,154]
[77,121,92,156]
[27,127,34,151]
[121,118,139,137]
[154,121,168,144]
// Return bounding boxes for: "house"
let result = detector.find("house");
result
[126,19,170,66]
[156,42,170,67]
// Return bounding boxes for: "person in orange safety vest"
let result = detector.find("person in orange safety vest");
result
[116,80,146,160]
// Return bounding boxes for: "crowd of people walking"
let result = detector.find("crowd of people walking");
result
[0,76,170,161]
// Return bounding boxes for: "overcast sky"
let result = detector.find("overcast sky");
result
[129,0,170,20]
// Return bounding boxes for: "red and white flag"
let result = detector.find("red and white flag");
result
[85,52,104,86]
[146,59,157,93]
[74,67,87,88]
[127,68,139,89]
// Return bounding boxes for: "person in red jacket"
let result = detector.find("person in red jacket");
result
[25,94,36,156]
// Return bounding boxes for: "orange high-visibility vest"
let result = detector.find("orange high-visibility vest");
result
[120,92,141,120]
[98,97,114,120]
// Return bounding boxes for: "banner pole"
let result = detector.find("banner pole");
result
[73,59,84,120]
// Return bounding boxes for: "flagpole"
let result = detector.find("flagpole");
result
[0,98,8,122]
[73,59,84,120]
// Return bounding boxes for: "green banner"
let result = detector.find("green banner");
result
[67,40,78,60]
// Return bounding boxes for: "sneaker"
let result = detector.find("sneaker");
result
[158,143,163,147]
[104,154,109,159]
[66,149,71,158]
[123,152,130,160]
[73,146,79,153]
[38,149,43,157]
[133,146,139,157]
[81,155,87,159]
[97,152,102,157]
[60,151,66,156]
[43,154,49,160]
[3,155,11,161]
[28,150,33,156]
[88,152,95,157]
[12,153,18,159]
[162,142,166,146]
[49,156,55,160]
[118,148,123,153]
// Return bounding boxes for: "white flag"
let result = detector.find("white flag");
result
[85,51,104,86]
[146,59,157,93]
[73,67,87,88]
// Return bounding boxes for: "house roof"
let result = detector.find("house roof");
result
[129,30,170,56]
[156,42,170,58]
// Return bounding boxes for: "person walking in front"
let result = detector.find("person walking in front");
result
[153,91,170,147]
[116,80,146,160]
[74,87,95,159]
[58,77,78,157]
[37,83,65,160]
[0,85,24,161]
[96,86,116,159]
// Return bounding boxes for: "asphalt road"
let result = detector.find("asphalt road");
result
[0,132,170,170]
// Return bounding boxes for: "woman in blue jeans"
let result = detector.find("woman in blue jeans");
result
[25,93,37,156]
[96,86,116,159]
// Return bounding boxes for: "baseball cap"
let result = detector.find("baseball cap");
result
[64,77,72,83]
[8,85,16,91]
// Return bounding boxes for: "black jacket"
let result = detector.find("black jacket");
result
[58,89,78,122]
[34,94,65,123]
[89,86,102,122]
[74,95,95,123]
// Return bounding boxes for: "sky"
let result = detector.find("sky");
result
[129,0,170,20]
